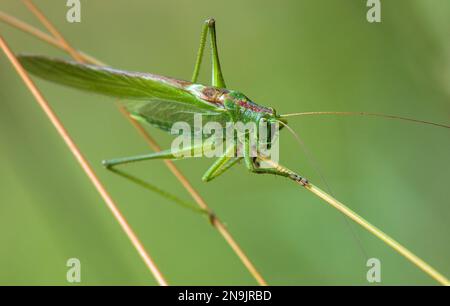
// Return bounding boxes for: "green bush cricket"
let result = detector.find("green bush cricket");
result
[17,18,448,189]
[18,18,310,186]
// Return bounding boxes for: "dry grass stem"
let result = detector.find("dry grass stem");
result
[0,11,102,65]
[261,158,450,286]
[0,36,168,286]
[305,183,450,286]
[22,0,84,62]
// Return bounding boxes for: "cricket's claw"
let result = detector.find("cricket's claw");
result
[299,178,309,186]
[289,173,309,186]
[102,160,113,169]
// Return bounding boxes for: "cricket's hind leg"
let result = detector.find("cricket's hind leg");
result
[191,18,226,88]
[102,144,204,169]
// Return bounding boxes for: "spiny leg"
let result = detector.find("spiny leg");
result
[191,18,226,88]
[242,133,309,186]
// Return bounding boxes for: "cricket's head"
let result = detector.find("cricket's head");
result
[257,108,289,147]
[258,107,288,131]
[225,90,289,147]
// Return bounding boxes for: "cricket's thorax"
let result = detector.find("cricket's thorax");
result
[184,84,229,110]
[186,84,275,121]
[224,90,275,123]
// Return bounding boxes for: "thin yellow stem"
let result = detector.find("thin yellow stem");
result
[305,183,450,286]
[3,6,268,285]
[0,35,168,286]
[262,158,450,286]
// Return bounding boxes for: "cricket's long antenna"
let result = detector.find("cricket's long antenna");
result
[280,112,450,129]
[277,120,334,195]
[277,120,369,259]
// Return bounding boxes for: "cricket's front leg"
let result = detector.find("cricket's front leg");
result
[242,134,309,186]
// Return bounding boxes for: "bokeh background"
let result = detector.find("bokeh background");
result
[1,0,449,285]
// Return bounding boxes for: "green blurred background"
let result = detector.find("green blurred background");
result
[1,0,449,285]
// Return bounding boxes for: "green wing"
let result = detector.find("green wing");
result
[18,55,229,131]
[124,99,229,133]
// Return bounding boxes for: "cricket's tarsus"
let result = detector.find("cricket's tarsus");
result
[102,159,113,169]
[290,173,309,186]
